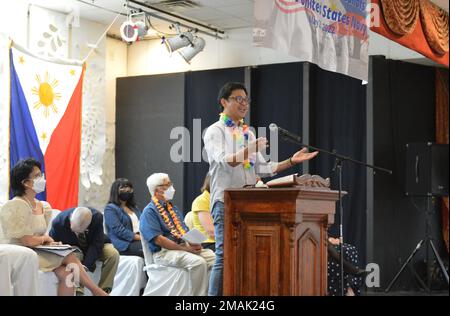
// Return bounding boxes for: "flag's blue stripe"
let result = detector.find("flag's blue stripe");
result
[9,50,46,200]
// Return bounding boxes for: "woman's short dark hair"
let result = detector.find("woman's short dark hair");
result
[108,178,136,208]
[10,158,41,197]
[217,82,247,108]
[200,174,211,193]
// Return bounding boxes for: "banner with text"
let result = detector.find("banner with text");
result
[254,0,369,81]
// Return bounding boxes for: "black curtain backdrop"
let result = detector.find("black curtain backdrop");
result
[250,63,305,178]
[371,57,442,291]
[115,59,442,293]
[116,74,185,211]
[309,64,367,265]
[183,68,245,214]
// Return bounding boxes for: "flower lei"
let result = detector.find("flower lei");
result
[220,113,255,170]
[152,196,186,239]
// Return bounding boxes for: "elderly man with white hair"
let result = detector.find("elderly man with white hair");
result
[140,173,215,296]
[49,206,120,294]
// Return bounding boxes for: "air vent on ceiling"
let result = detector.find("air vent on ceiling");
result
[145,0,201,9]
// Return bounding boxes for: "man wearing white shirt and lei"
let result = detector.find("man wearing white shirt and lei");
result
[204,82,318,296]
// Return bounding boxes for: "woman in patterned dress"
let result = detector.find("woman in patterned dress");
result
[0,158,107,296]
[327,237,365,296]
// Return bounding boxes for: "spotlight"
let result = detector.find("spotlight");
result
[164,31,194,53]
[163,24,206,63]
[135,20,149,39]
[120,12,148,43]
[179,36,205,64]
[120,21,138,43]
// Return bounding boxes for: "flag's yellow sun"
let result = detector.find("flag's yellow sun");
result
[32,72,61,117]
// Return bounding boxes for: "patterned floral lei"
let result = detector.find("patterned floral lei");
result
[220,113,255,170]
[152,196,186,239]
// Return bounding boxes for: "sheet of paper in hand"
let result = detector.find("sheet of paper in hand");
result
[181,228,208,244]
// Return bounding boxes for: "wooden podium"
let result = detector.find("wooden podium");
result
[223,176,341,296]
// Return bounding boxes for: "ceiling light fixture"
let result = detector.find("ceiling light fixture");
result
[120,11,148,43]
[164,23,206,63]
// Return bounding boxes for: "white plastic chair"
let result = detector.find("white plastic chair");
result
[45,209,61,234]
[140,237,192,296]
[110,255,146,296]
[38,260,102,296]
[184,211,194,230]
[0,244,39,296]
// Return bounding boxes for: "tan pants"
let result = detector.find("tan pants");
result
[74,243,120,292]
[153,248,215,296]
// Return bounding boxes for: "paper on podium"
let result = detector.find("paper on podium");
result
[181,228,208,244]
[266,174,298,187]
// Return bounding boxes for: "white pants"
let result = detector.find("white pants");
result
[153,248,215,296]
[0,244,39,296]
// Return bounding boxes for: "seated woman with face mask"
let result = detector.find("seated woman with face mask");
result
[0,158,108,296]
[104,178,143,258]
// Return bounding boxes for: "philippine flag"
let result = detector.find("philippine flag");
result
[9,45,84,210]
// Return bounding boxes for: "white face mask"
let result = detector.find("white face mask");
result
[163,185,175,201]
[32,175,46,194]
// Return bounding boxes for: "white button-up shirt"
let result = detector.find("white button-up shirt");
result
[203,119,277,208]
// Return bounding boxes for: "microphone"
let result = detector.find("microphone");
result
[269,123,302,143]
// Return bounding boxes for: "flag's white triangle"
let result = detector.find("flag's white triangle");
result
[11,47,82,155]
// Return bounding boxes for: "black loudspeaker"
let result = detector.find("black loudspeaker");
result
[405,142,449,196]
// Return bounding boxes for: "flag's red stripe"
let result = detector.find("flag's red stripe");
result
[44,69,84,210]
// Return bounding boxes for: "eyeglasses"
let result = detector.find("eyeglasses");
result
[23,173,43,183]
[157,182,172,188]
[228,96,251,104]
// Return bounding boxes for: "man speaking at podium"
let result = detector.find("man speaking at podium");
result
[203,82,318,296]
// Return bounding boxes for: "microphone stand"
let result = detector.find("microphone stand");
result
[277,132,392,296]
